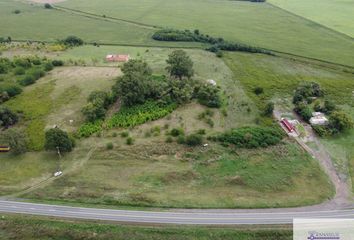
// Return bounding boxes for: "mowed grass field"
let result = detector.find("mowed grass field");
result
[224,51,354,193]
[269,0,354,37]
[57,0,354,66]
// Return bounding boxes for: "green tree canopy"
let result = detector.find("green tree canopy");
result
[44,128,74,153]
[329,111,353,133]
[166,50,194,80]
[0,106,18,128]
[0,128,27,155]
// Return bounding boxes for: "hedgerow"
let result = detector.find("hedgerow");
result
[214,126,284,149]
[152,29,272,55]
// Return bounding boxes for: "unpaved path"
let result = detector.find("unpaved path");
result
[274,107,353,209]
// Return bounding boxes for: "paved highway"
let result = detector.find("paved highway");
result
[0,200,353,225]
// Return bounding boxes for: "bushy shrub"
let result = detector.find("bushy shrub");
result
[106,142,114,150]
[13,67,25,75]
[0,106,18,128]
[19,75,35,86]
[77,121,103,138]
[185,134,203,146]
[14,58,31,68]
[263,102,274,117]
[126,137,134,145]
[254,87,264,95]
[177,135,185,144]
[44,3,52,9]
[216,126,284,149]
[196,83,222,108]
[52,60,64,66]
[170,128,184,137]
[2,84,22,97]
[44,62,54,71]
[166,136,173,143]
[294,102,312,122]
[120,131,129,138]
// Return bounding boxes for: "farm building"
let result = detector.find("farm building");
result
[310,112,328,125]
[280,118,295,133]
[106,54,130,62]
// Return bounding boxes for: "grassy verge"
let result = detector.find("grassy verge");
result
[0,214,292,240]
[23,141,333,208]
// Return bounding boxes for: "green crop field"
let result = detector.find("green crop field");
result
[56,0,354,66]
[269,0,354,38]
[0,0,202,48]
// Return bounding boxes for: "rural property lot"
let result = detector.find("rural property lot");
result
[0,0,353,236]
[269,0,354,38]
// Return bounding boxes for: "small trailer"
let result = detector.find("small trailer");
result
[0,146,10,153]
[280,118,295,133]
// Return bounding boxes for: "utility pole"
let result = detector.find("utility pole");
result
[56,146,62,172]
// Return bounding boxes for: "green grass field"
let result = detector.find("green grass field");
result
[56,0,354,66]
[223,52,354,107]
[0,0,202,48]
[0,215,292,240]
[224,51,354,193]
[269,0,354,37]
[25,140,333,208]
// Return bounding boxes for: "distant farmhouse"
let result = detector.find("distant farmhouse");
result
[106,54,130,62]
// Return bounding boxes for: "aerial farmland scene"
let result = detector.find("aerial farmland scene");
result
[0,0,353,239]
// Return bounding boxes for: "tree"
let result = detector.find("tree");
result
[112,60,157,106]
[329,111,353,133]
[0,128,27,154]
[0,106,18,128]
[197,84,221,108]
[82,102,106,122]
[168,78,194,104]
[323,100,336,113]
[166,50,194,80]
[44,3,52,9]
[45,128,74,153]
[61,36,84,46]
[263,102,274,117]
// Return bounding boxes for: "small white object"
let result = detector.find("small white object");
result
[69,120,74,124]
[54,171,62,177]
[206,79,217,86]
[203,144,209,147]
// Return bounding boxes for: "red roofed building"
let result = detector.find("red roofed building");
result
[106,54,130,62]
[281,118,295,133]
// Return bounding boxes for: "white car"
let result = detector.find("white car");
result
[54,171,63,177]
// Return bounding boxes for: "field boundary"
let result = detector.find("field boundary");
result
[53,5,159,30]
[267,2,354,41]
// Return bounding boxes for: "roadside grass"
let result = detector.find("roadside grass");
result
[223,52,354,108]
[269,0,354,37]
[0,214,292,240]
[58,0,354,66]
[0,152,56,196]
[24,140,333,208]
